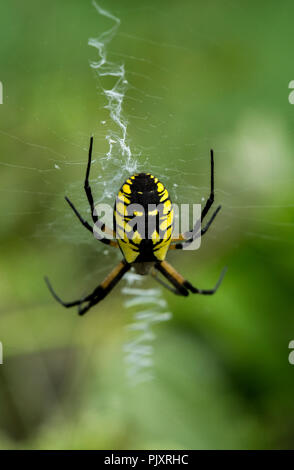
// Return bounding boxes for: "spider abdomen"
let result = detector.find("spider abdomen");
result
[114,173,174,264]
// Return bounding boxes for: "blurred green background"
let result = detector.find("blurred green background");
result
[0,0,294,449]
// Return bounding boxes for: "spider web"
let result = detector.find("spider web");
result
[0,0,293,393]
[87,1,173,385]
[0,2,181,387]
[1,0,294,451]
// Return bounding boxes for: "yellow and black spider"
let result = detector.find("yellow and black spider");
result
[45,137,226,315]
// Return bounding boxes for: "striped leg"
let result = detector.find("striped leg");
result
[64,137,116,246]
[45,261,130,315]
[77,261,130,315]
[154,260,226,296]
[65,196,117,247]
[84,137,115,237]
[170,149,221,249]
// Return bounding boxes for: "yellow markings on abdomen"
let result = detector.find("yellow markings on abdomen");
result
[115,172,174,263]
[117,239,140,263]
[160,189,169,202]
[116,202,129,216]
[157,182,164,193]
[132,230,142,244]
[118,191,130,205]
[122,184,131,194]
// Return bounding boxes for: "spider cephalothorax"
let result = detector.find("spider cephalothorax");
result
[45,137,226,315]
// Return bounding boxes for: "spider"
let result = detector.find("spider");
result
[45,137,226,315]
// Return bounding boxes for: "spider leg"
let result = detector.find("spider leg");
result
[65,196,93,234]
[45,276,94,308]
[83,136,115,238]
[154,260,226,296]
[150,268,188,296]
[78,260,130,315]
[170,204,221,250]
[65,196,117,247]
[200,205,221,236]
[45,261,130,315]
[201,149,215,222]
[183,266,227,294]
[84,136,98,224]
[154,262,189,296]
[170,149,220,249]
